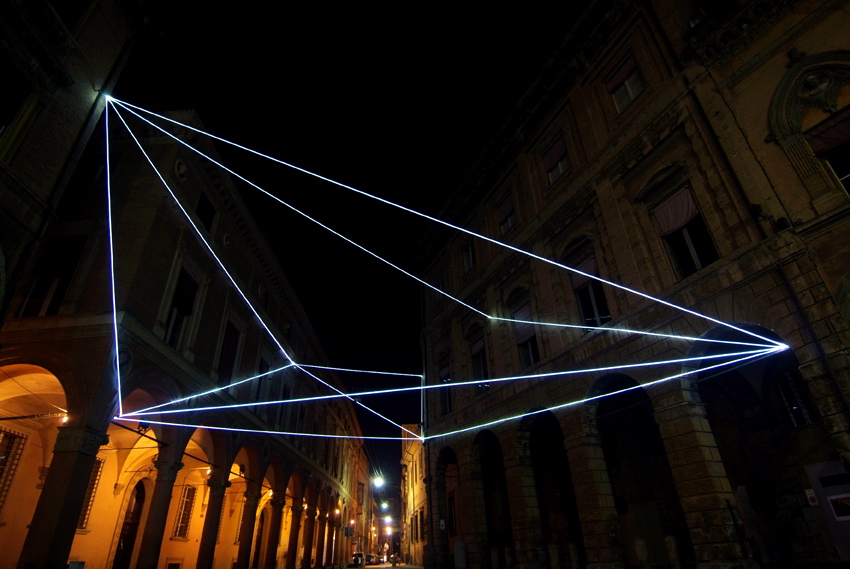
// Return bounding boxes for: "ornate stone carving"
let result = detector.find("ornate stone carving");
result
[152,460,184,482]
[53,426,109,456]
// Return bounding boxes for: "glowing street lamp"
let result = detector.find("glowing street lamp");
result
[373,476,384,488]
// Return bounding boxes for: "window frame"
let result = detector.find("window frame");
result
[607,55,646,115]
[172,485,197,540]
[542,135,571,184]
[652,186,718,280]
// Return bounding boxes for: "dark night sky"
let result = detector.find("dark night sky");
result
[112,3,570,477]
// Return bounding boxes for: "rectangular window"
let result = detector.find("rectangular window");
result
[607,55,646,114]
[217,321,241,386]
[419,509,426,541]
[77,458,104,529]
[165,269,199,349]
[571,257,612,328]
[19,235,87,317]
[173,485,197,539]
[496,195,517,234]
[653,187,718,279]
[0,428,26,514]
[0,49,30,138]
[510,300,539,369]
[196,191,216,232]
[543,136,571,183]
[470,334,489,394]
[462,242,475,273]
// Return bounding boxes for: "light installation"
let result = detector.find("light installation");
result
[104,96,787,442]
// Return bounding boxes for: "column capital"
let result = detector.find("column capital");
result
[207,478,232,494]
[53,425,109,456]
[152,460,184,482]
[243,490,261,506]
[270,497,285,509]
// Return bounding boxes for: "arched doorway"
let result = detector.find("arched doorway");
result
[522,410,584,569]
[691,325,835,563]
[112,480,146,569]
[592,373,693,567]
[472,431,513,569]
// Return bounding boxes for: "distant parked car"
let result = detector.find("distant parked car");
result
[348,553,364,568]
[365,554,380,565]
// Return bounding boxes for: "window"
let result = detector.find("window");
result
[571,256,612,328]
[607,55,646,114]
[165,269,199,349]
[438,356,452,415]
[173,485,197,539]
[462,242,476,273]
[447,495,457,536]
[653,187,718,279]
[418,509,426,541]
[496,195,517,234]
[217,321,241,386]
[19,235,87,317]
[543,135,571,183]
[1,49,30,138]
[468,324,489,393]
[195,191,216,232]
[77,458,104,529]
[507,290,539,369]
[805,105,850,192]
[0,427,26,515]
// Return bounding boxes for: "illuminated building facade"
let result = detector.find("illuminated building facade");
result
[0,9,374,565]
[400,425,427,566]
[421,1,850,568]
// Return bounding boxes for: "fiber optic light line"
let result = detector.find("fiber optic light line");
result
[111,103,771,351]
[425,345,785,440]
[489,317,778,349]
[110,99,786,349]
[297,364,424,378]
[108,103,294,367]
[105,100,125,417]
[110,102,488,321]
[122,364,296,417]
[111,416,415,441]
[120,347,778,417]
[295,365,421,440]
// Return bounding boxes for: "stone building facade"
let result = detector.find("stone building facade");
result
[0,26,374,569]
[421,1,850,568]
[401,425,427,566]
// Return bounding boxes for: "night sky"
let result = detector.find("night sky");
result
[112,3,571,477]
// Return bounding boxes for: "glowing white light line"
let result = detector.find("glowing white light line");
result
[109,99,785,348]
[295,365,421,440]
[108,102,294,367]
[128,364,295,416]
[112,417,415,441]
[105,100,124,417]
[425,346,784,440]
[489,317,776,349]
[110,101,486,319]
[297,364,423,378]
[112,103,420,442]
[110,101,769,350]
[118,347,776,416]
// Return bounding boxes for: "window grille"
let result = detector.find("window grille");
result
[77,457,104,529]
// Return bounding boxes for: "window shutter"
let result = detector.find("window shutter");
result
[653,187,699,236]
[607,56,637,91]
[543,136,567,171]
[571,256,599,290]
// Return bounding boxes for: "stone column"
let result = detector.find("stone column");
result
[327,517,339,565]
[236,491,262,569]
[654,398,752,567]
[135,459,185,569]
[314,511,328,567]
[301,505,318,569]
[196,477,231,569]
[16,425,108,569]
[263,498,285,569]
[286,505,304,569]
[565,432,624,569]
